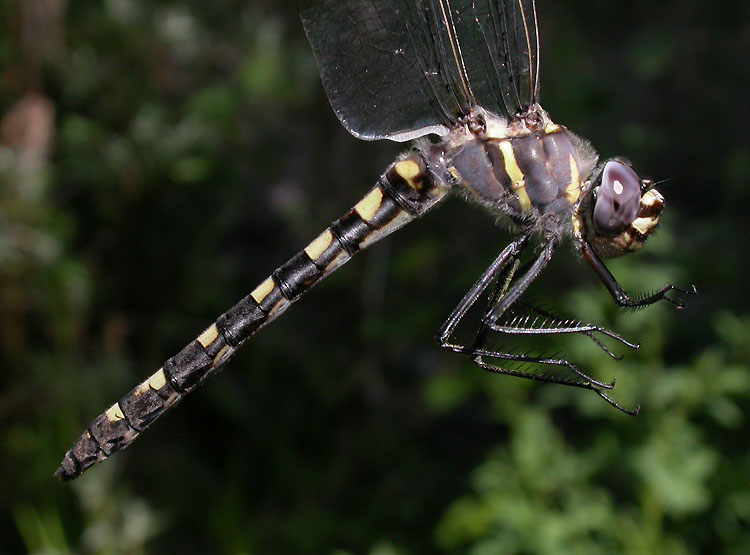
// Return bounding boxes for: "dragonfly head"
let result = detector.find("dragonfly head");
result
[577,159,664,258]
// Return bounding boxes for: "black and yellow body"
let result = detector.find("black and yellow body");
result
[55,153,450,480]
[55,109,684,480]
[57,0,695,481]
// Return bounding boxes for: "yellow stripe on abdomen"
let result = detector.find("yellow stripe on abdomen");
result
[354,187,384,222]
[393,159,423,191]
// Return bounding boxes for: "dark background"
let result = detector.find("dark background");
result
[1,1,747,553]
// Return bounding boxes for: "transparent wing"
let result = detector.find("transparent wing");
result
[459,0,540,119]
[299,0,540,142]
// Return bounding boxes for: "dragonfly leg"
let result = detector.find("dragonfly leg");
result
[581,240,697,309]
[437,233,531,350]
[489,301,640,360]
[437,236,640,414]
[471,350,640,416]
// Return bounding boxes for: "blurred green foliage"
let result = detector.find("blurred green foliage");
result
[0,0,747,553]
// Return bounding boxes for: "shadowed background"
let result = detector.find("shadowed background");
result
[0,1,747,553]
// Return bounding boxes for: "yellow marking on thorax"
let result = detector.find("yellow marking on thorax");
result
[304,229,333,261]
[197,324,219,348]
[394,159,423,190]
[354,187,383,222]
[484,118,509,139]
[105,403,125,422]
[571,214,583,239]
[498,140,532,212]
[544,123,561,134]
[251,277,275,304]
[565,154,581,204]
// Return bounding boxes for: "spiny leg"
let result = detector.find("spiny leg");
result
[437,237,639,413]
[437,233,530,351]
[470,349,640,416]
[468,257,523,358]
[438,235,554,356]
[482,238,557,327]
[476,239,615,390]
[491,301,640,360]
[441,266,590,391]
[581,240,697,309]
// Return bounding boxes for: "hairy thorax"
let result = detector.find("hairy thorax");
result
[441,111,598,235]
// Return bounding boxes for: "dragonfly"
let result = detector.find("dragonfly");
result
[56,0,695,480]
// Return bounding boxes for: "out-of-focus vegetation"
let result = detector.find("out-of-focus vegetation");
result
[1,0,747,553]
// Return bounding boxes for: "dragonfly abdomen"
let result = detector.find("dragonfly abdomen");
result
[55,152,450,481]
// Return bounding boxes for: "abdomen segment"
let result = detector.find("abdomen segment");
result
[55,152,449,480]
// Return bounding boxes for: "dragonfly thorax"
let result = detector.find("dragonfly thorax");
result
[442,117,598,232]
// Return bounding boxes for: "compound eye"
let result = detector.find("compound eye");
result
[592,161,641,235]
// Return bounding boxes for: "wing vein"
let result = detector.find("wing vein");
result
[516,0,535,105]
[436,0,475,110]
